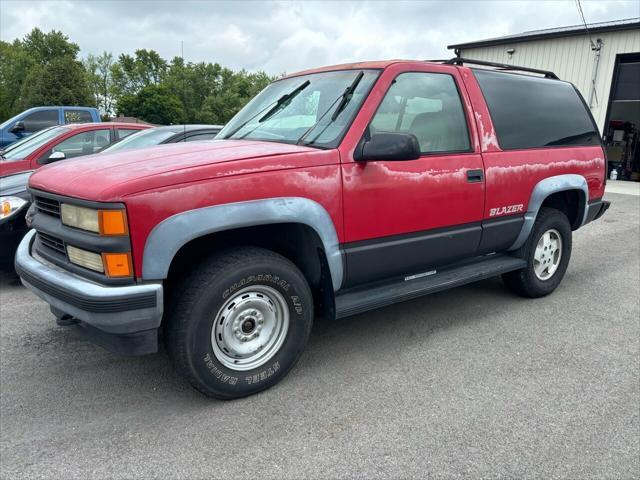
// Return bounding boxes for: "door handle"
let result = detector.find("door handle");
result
[467,169,483,183]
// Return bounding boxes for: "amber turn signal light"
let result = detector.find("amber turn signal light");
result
[99,210,128,236]
[102,253,133,277]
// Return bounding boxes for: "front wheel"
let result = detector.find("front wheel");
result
[502,207,572,298]
[165,247,314,399]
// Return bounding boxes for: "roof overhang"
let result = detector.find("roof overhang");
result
[448,18,640,51]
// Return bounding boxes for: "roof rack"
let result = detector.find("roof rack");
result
[443,57,559,79]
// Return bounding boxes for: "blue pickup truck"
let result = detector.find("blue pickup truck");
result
[0,106,100,148]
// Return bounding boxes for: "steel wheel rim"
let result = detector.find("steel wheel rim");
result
[533,228,563,281]
[211,285,289,371]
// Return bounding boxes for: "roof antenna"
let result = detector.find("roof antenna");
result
[181,40,186,139]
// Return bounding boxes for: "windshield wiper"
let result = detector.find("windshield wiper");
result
[331,71,364,121]
[297,71,364,146]
[223,80,311,139]
[258,80,311,123]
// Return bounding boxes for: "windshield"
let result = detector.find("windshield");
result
[2,127,52,154]
[216,69,380,148]
[2,126,69,161]
[101,128,179,153]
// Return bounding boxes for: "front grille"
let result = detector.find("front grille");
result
[29,189,133,285]
[34,196,61,218]
[38,232,66,256]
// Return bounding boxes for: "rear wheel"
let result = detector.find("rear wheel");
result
[165,247,313,399]
[502,207,572,298]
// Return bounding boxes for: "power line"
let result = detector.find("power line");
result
[574,0,603,107]
[574,0,597,50]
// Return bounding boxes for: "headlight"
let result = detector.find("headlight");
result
[60,204,128,235]
[0,196,28,220]
[61,204,99,232]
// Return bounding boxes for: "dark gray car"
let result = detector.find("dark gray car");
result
[101,124,223,154]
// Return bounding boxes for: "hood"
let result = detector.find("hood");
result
[29,140,320,201]
[0,170,33,196]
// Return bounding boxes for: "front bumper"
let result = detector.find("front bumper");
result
[15,229,163,355]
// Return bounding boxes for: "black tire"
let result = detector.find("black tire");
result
[164,247,313,399]
[502,207,572,298]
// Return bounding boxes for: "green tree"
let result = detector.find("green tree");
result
[164,58,221,123]
[0,28,90,121]
[110,49,167,98]
[84,51,115,116]
[199,69,273,124]
[21,28,80,64]
[162,58,273,124]
[19,56,92,109]
[0,28,276,124]
[117,84,185,125]
[0,40,35,120]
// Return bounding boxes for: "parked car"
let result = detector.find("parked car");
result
[0,122,150,264]
[16,58,609,399]
[0,106,101,148]
[0,171,31,267]
[100,124,223,154]
[0,122,150,177]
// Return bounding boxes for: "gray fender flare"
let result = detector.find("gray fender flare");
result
[508,174,588,251]
[141,197,344,291]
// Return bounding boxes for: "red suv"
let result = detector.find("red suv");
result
[0,122,150,177]
[16,59,609,399]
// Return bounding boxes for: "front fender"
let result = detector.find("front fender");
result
[141,197,344,291]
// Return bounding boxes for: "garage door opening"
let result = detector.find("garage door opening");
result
[604,52,640,182]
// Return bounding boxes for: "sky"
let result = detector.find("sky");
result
[1,0,638,74]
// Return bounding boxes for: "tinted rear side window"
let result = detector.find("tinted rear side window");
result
[473,69,600,149]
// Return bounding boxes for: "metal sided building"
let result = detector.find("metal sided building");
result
[449,18,640,182]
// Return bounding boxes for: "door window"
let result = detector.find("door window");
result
[22,110,59,132]
[185,132,217,142]
[117,128,141,139]
[51,129,111,159]
[370,72,470,153]
[64,110,93,124]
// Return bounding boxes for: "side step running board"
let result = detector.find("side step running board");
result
[335,255,526,318]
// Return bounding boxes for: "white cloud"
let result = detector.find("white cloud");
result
[1,0,638,74]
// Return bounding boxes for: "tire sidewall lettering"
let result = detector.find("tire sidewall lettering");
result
[193,269,310,392]
[222,274,302,315]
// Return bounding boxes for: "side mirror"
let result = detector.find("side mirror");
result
[41,151,66,164]
[10,121,25,134]
[355,132,421,162]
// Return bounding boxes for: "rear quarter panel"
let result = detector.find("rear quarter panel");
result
[460,66,606,218]
[482,147,605,218]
